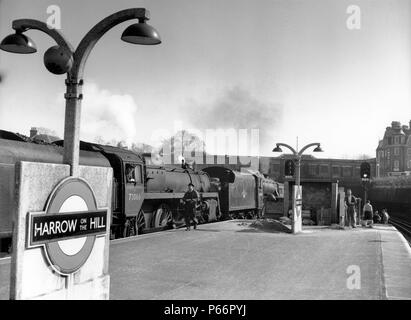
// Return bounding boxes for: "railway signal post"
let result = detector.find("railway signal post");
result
[0,8,161,300]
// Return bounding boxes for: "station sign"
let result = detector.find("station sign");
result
[26,177,108,276]
[295,186,302,207]
[28,210,107,247]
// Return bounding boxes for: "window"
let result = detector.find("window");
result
[342,166,352,177]
[320,165,329,176]
[309,164,318,175]
[125,164,142,183]
[408,160,411,169]
[394,136,400,144]
[408,148,411,155]
[388,137,392,145]
[272,163,280,174]
[394,147,400,156]
[135,165,142,183]
[393,160,400,171]
[332,166,340,177]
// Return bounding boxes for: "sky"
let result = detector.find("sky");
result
[0,0,410,159]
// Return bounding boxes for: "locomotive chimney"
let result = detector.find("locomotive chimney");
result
[30,127,38,138]
[391,121,401,129]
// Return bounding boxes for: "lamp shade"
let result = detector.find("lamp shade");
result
[121,22,161,45]
[313,145,323,152]
[0,33,37,54]
[272,146,283,152]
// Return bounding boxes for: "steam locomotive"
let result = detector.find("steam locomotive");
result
[0,129,283,252]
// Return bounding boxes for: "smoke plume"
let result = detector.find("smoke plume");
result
[181,86,283,155]
[80,82,138,146]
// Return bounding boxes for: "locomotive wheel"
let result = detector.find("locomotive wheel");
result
[136,209,146,234]
[260,205,266,219]
[123,210,145,237]
[255,207,265,219]
[245,211,254,219]
[154,204,173,228]
[200,201,210,223]
[123,217,137,238]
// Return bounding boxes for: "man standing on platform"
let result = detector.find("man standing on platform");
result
[344,189,358,228]
[182,183,199,231]
[362,200,374,228]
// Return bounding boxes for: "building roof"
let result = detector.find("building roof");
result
[32,134,61,144]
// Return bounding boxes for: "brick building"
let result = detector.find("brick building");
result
[376,120,411,177]
[264,155,376,223]
[265,155,376,188]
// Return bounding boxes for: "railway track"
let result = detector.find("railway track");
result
[389,216,411,246]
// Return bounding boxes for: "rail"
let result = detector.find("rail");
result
[389,216,411,246]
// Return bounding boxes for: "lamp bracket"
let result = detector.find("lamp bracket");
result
[64,78,83,100]
[64,93,83,100]
[65,78,83,86]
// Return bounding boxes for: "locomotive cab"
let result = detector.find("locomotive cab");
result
[78,143,146,237]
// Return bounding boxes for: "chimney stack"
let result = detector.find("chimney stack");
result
[30,127,38,138]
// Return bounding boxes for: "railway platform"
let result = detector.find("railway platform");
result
[0,219,410,300]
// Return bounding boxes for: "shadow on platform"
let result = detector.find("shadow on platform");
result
[236,219,292,234]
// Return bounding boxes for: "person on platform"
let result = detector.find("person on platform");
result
[373,210,382,224]
[126,165,135,183]
[362,200,374,228]
[382,208,390,224]
[344,189,358,228]
[182,183,199,231]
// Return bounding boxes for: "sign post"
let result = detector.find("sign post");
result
[10,162,112,299]
[292,185,303,233]
[339,190,346,228]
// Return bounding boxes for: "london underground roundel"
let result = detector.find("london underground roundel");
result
[27,177,108,275]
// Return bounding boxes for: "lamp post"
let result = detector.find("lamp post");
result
[0,8,161,176]
[273,142,323,233]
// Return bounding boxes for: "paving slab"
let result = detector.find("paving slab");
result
[109,220,409,300]
[1,220,410,300]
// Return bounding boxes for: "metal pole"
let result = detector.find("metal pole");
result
[63,79,82,176]
[295,156,301,187]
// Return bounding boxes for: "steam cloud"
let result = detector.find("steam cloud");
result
[181,86,283,154]
[80,82,138,146]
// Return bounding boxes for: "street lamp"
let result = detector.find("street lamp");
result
[0,8,161,176]
[273,142,323,233]
[273,142,323,186]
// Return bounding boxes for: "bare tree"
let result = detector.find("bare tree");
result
[161,130,205,164]
[131,142,153,153]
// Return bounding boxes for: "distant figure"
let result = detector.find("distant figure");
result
[373,210,382,224]
[344,189,357,228]
[182,183,199,231]
[362,200,373,227]
[126,165,135,183]
[382,208,390,224]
